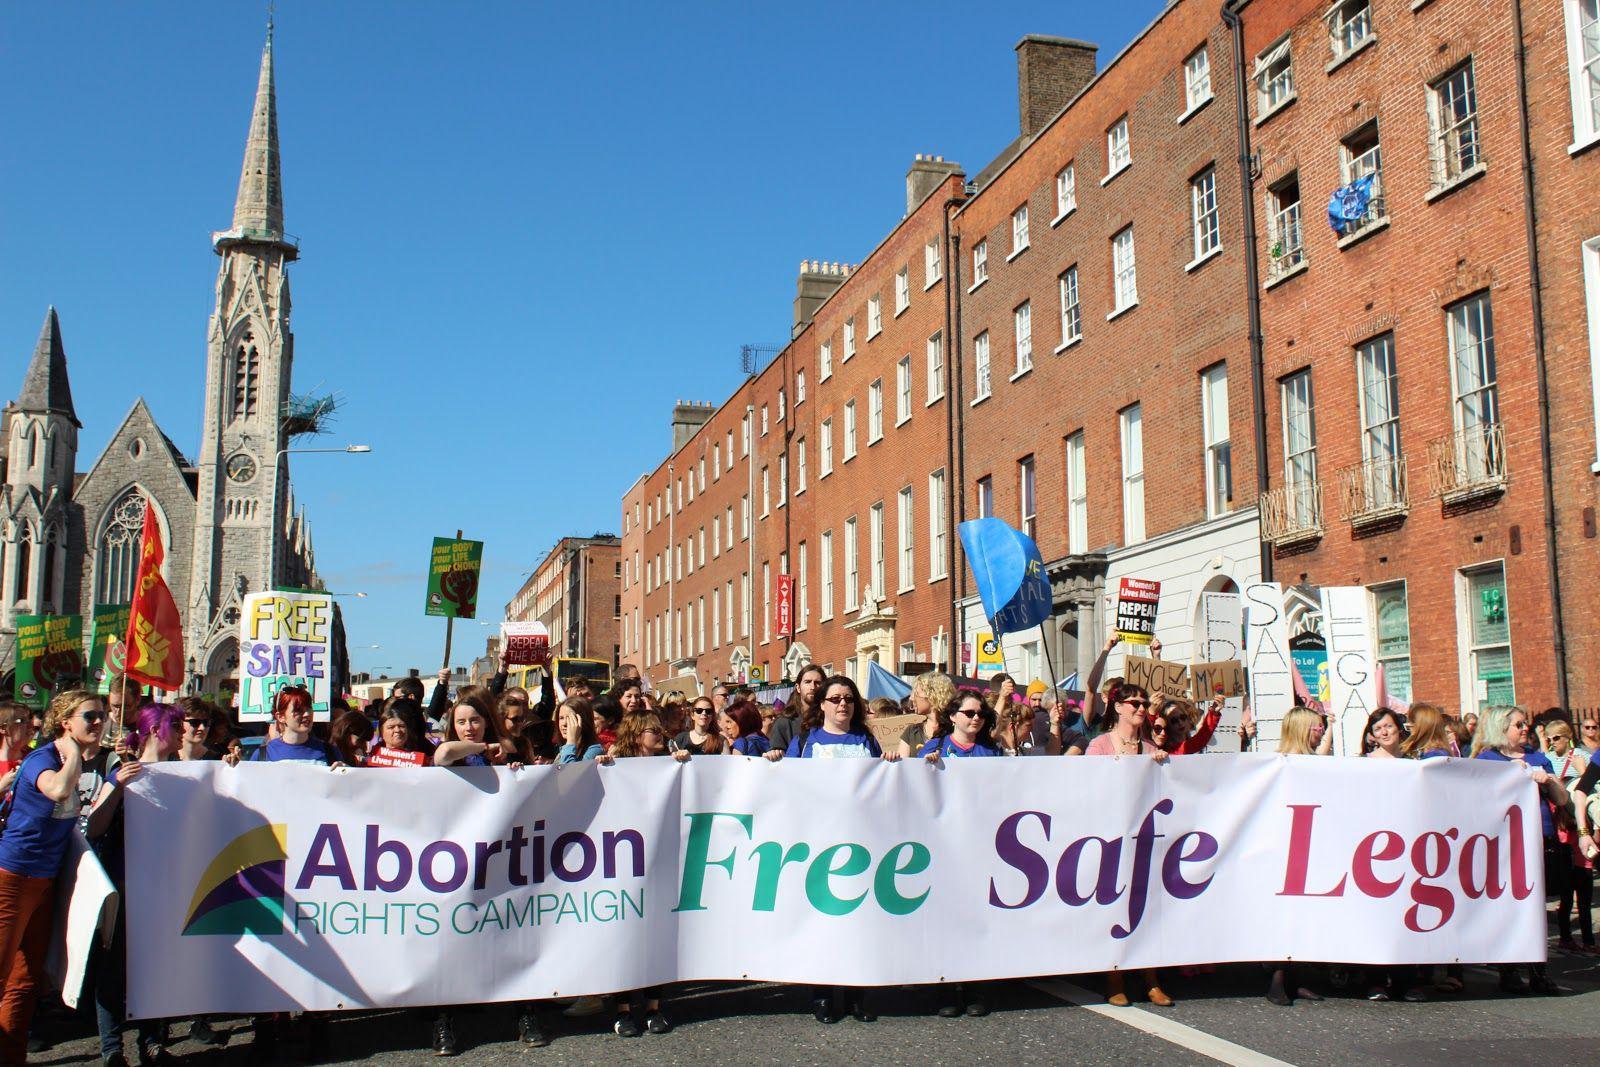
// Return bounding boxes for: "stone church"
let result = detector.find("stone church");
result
[0,31,319,693]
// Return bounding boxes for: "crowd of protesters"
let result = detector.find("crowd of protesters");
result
[0,638,1595,1061]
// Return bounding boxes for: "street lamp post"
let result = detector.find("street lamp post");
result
[269,444,371,592]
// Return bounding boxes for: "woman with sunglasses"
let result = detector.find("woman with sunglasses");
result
[1081,681,1171,1007]
[594,713,686,1037]
[1473,706,1571,994]
[172,698,222,763]
[920,693,1001,761]
[673,697,726,755]
[1540,719,1596,955]
[719,699,770,757]
[767,676,899,1023]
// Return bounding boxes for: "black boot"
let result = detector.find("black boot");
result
[516,1005,549,1046]
[432,1012,457,1056]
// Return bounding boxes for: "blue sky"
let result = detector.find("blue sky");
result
[0,1,1160,678]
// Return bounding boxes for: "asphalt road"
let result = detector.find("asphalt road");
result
[30,940,1600,1066]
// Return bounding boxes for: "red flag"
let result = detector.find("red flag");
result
[124,502,184,691]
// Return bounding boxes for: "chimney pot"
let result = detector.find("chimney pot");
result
[905,153,963,214]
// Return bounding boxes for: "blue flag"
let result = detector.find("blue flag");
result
[865,660,913,702]
[1326,173,1374,235]
[958,518,1052,638]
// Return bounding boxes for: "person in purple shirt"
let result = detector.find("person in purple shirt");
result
[919,693,1002,761]
[1472,705,1571,996]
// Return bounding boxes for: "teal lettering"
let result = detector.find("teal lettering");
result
[749,840,811,911]
[450,902,478,934]
[874,841,932,915]
[674,811,753,912]
[805,842,872,916]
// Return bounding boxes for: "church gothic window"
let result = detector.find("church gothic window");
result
[13,527,31,606]
[233,331,260,420]
[97,491,148,605]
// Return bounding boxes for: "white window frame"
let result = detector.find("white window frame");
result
[896,356,912,426]
[1012,301,1032,378]
[796,437,807,493]
[1266,173,1306,279]
[1183,45,1212,116]
[1565,0,1600,150]
[973,330,992,403]
[926,332,945,402]
[821,417,834,476]
[1357,332,1404,511]
[1255,36,1296,116]
[1019,455,1036,539]
[796,368,806,405]
[820,339,833,381]
[1190,166,1221,264]
[1327,0,1373,64]
[1446,292,1500,440]
[1201,363,1232,518]
[1120,404,1146,544]
[1054,164,1076,222]
[1105,116,1131,180]
[741,413,750,456]
[844,400,858,459]
[1111,226,1138,314]
[844,318,857,360]
[972,240,988,288]
[1427,59,1482,189]
[868,294,883,338]
[895,267,910,315]
[976,475,994,519]
[897,486,914,593]
[1058,266,1082,348]
[741,493,751,540]
[820,531,834,621]
[868,379,884,443]
[1010,203,1030,259]
[1457,561,1515,714]
[797,541,809,630]
[1339,122,1386,233]
[778,454,788,505]
[1282,369,1318,500]
[929,468,948,580]
[924,238,942,288]
[844,518,859,611]
[1066,431,1087,554]
[1584,235,1600,471]
[761,466,770,517]
[869,502,885,600]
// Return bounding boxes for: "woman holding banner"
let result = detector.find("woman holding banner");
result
[594,712,686,1037]
[434,690,515,769]
[896,672,956,758]
[673,697,726,755]
[766,675,899,1023]
[1081,681,1172,1008]
[920,693,1001,760]
[1474,706,1572,994]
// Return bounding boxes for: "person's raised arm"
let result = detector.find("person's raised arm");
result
[35,738,84,803]
[488,658,509,696]
[1181,700,1224,755]
[535,669,556,718]
[434,740,498,766]
[428,669,451,720]
[1085,633,1118,729]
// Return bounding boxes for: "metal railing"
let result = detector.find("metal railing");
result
[1337,455,1408,525]
[1267,203,1304,280]
[1429,423,1506,499]
[1260,481,1324,545]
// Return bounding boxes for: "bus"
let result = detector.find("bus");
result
[508,657,612,695]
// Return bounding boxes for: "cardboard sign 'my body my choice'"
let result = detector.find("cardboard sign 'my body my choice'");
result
[237,591,334,722]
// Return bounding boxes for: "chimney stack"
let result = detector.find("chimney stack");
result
[793,260,855,338]
[906,153,963,215]
[1016,35,1098,139]
[671,400,715,452]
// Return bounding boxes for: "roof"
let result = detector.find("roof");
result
[16,307,80,427]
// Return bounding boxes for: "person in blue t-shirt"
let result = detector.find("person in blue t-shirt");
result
[1473,705,1572,996]
[919,692,1002,761]
[766,675,899,1024]
[0,689,144,1064]
[719,699,770,757]
[434,690,516,771]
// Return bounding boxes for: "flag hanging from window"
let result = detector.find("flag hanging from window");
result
[123,502,185,691]
[1326,174,1375,235]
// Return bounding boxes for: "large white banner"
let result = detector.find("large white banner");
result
[126,757,1545,1018]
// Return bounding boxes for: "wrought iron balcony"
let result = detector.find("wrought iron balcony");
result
[1260,481,1324,546]
[1337,455,1408,527]
[1428,423,1506,502]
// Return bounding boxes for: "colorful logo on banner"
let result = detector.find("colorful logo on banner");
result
[13,614,85,709]
[183,824,289,936]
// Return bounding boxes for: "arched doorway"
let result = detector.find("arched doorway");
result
[204,636,240,699]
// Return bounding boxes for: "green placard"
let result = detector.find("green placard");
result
[14,613,85,709]
[425,536,483,619]
[87,603,131,694]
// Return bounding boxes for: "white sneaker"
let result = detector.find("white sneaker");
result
[563,995,608,1017]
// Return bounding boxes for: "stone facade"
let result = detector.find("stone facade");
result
[0,32,317,692]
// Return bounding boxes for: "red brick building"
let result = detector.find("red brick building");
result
[505,534,620,666]
[620,0,1600,710]
[1240,0,1598,714]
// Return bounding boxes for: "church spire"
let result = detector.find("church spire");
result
[17,306,80,428]
[230,29,285,241]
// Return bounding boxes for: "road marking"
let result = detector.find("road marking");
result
[1029,978,1297,1067]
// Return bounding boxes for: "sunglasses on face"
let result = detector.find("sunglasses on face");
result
[78,712,107,725]
[1120,699,1148,709]
[822,695,854,705]
[184,718,210,729]
[1150,724,1168,735]
[502,698,528,708]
